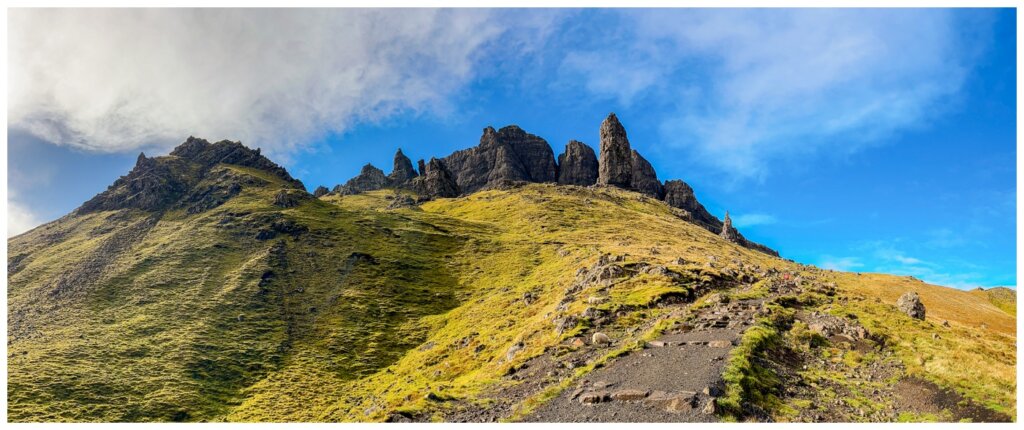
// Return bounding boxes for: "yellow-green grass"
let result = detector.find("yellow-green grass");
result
[7,177,1016,422]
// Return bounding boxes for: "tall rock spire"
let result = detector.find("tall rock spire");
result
[597,113,633,188]
[720,211,739,242]
[389,148,418,183]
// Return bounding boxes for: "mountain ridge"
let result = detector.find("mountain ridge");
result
[7,116,1015,423]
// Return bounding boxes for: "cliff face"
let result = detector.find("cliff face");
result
[557,140,599,186]
[330,113,776,255]
[440,125,557,194]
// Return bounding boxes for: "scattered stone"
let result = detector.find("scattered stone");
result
[592,380,614,389]
[896,291,926,320]
[273,189,307,208]
[579,392,608,405]
[611,389,649,402]
[645,391,696,412]
[570,337,586,348]
[591,332,611,345]
[708,340,732,348]
[702,398,718,415]
[646,340,666,348]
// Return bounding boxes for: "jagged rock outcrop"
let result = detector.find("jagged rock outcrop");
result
[313,186,329,198]
[389,149,418,184]
[597,113,633,188]
[629,150,663,198]
[77,152,191,213]
[663,180,722,231]
[442,125,557,194]
[413,158,460,198]
[169,137,303,188]
[897,292,926,320]
[720,212,739,242]
[326,114,779,257]
[77,137,304,215]
[335,164,390,195]
[557,140,598,186]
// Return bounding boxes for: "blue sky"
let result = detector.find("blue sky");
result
[7,8,1016,290]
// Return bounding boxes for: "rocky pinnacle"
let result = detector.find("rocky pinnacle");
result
[598,113,633,188]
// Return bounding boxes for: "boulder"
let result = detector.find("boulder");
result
[611,389,649,402]
[557,140,599,186]
[592,332,611,345]
[896,291,926,320]
[597,113,633,188]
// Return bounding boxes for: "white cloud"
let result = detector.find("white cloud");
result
[731,213,777,228]
[818,256,863,272]
[8,194,43,237]
[563,9,980,179]
[8,9,530,158]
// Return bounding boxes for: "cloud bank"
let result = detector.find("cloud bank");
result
[8,9,517,157]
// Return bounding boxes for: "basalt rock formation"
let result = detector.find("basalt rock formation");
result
[77,137,303,214]
[597,113,633,188]
[389,149,418,183]
[663,180,721,232]
[413,157,460,198]
[629,149,663,198]
[557,140,599,186]
[334,164,390,195]
[333,113,777,255]
[441,125,557,194]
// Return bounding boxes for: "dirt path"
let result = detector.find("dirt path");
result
[523,298,763,422]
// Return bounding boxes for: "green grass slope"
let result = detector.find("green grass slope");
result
[7,177,1016,422]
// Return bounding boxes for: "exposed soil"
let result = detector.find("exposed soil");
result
[894,377,1012,422]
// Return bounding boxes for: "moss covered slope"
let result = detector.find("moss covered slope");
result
[7,174,1016,422]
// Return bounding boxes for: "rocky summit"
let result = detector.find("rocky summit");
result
[7,114,1015,424]
[324,113,775,255]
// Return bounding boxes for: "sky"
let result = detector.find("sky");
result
[6,8,1016,290]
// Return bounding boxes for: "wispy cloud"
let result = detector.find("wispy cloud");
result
[819,256,864,272]
[8,9,544,158]
[731,213,777,228]
[560,9,985,179]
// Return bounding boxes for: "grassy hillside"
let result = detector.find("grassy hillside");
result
[7,174,1016,422]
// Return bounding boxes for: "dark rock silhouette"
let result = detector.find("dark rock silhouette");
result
[389,149,418,183]
[442,125,557,194]
[597,113,633,188]
[335,164,390,195]
[629,150,663,198]
[414,158,460,198]
[557,140,599,186]
[663,180,722,232]
[313,186,330,198]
